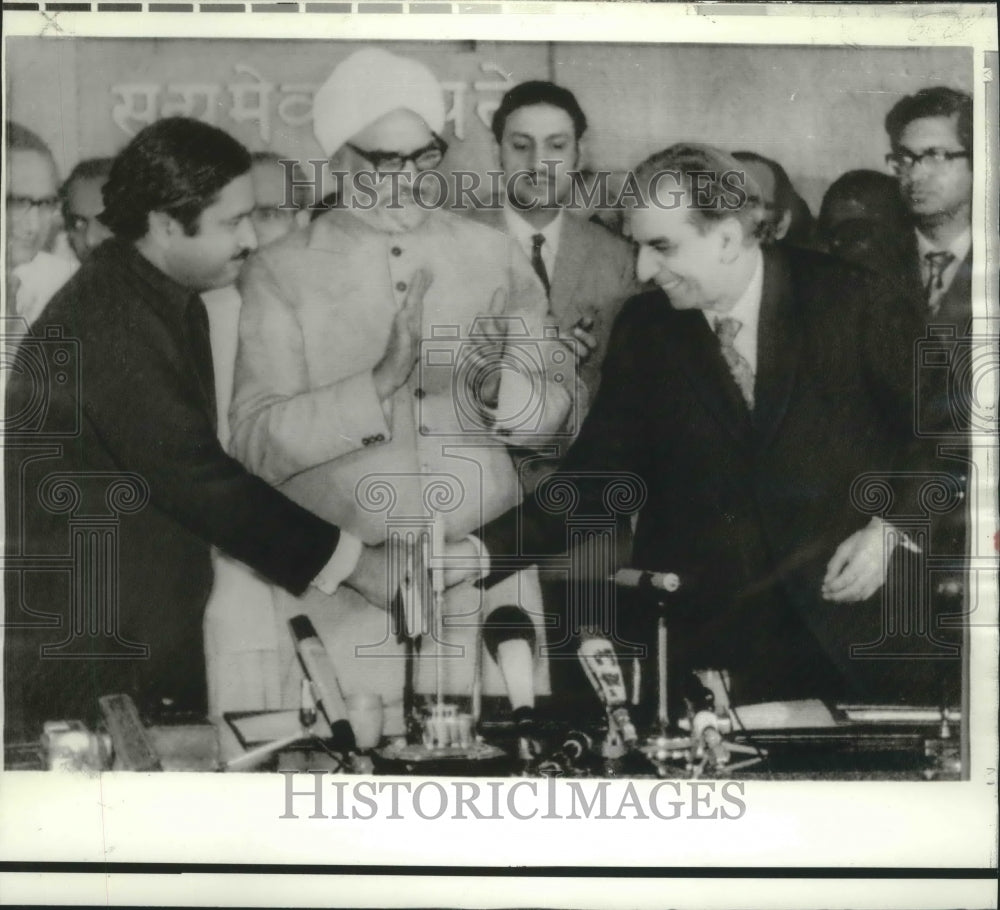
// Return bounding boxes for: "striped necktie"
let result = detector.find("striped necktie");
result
[714,316,755,408]
[923,250,955,315]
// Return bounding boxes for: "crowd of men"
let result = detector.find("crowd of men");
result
[3,48,974,751]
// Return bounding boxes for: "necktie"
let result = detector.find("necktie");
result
[530,233,550,298]
[714,316,755,408]
[923,250,956,315]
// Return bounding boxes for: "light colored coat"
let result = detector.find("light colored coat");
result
[229,208,572,732]
[464,207,640,491]
[202,286,286,724]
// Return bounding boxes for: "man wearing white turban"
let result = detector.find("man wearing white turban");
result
[228,48,580,738]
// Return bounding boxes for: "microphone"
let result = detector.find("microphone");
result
[549,731,598,775]
[288,614,358,755]
[613,568,681,593]
[561,731,594,763]
[577,636,638,750]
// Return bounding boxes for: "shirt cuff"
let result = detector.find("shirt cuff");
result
[464,534,491,580]
[311,531,364,596]
[869,516,922,554]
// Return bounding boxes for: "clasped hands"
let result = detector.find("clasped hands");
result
[371,270,596,414]
[462,290,599,416]
[345,536,483,620]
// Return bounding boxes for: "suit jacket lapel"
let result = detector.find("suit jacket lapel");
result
[935,248,972,331]
[549,214,591,323]
[186,296,219,426]
[669,307,753,442]
[753,247,802,449]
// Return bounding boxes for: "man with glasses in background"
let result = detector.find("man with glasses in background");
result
[5,122,78,325]
[228,48,577,739]
[885,86,972,328]
[883,86,974,706]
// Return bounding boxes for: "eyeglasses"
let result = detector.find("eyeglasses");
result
[345,134,448,174]
[885,148,970,173]
[7,194,60,216]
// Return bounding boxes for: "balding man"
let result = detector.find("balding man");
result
[6,122,78,324]
[229,49,578,735]
[60,157,115,263]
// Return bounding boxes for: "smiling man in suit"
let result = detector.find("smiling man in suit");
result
[3,118,377,742]
[457,143,931,710]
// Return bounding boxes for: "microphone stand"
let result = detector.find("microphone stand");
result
[615,570,766,776]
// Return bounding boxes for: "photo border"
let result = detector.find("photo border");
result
[1,2,997,905]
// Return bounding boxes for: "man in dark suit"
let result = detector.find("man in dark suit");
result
[457,143,929,711]
[883,87,974,701]
[3,118,379,742]
[885,87,972,336]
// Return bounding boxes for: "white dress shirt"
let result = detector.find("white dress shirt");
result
[503,204,563,282]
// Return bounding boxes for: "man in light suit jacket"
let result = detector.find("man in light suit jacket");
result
[229,50,577,736]
[462,81,640,720]
[465,80,639,464]
[457,144,934,713]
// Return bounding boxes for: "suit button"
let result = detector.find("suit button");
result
[396,281,407,293]
[391,246,402,257]
[414,387,425,399]
[375,434,385,442]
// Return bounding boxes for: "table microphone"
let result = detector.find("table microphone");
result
[613,568,681,593]
[577,635,637,747]
[288,615,358,755]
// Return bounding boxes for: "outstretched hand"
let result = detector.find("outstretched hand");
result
[344,542,392,608]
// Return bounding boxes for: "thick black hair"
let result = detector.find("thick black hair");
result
[885,86,972,153]
[491,80,588,144]
[100,117,251,241]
